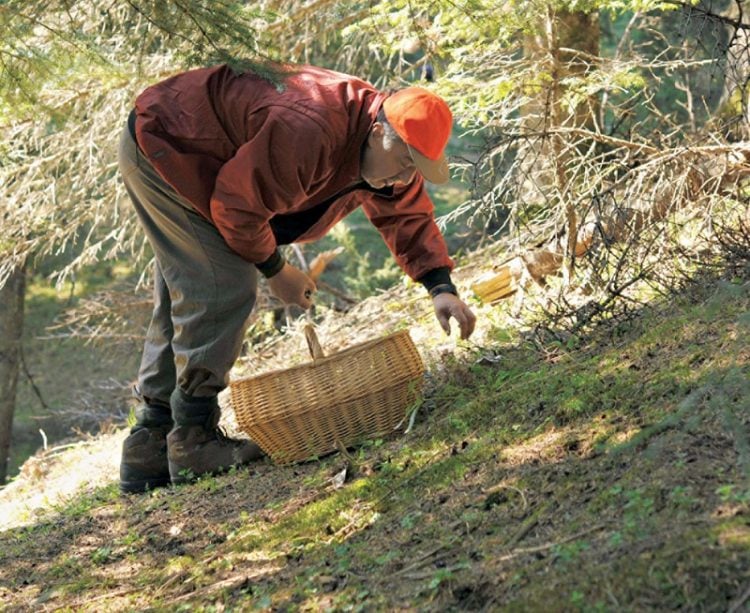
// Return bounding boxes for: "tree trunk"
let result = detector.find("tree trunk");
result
[520,9,600,195]
[715,2,750,140]
[520,9,600,280]
[0,265,26,484]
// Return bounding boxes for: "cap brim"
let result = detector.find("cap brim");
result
[407,144,450,184]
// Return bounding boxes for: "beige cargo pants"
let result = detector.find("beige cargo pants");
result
[118,121,257,423]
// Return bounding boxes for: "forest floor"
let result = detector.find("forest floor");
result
[0,248,749,612]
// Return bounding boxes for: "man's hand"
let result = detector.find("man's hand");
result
[432,293,476,340]
[267,263,316,309]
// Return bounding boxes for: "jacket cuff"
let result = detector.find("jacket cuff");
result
[417,267,456,294]
[255,249,285,278]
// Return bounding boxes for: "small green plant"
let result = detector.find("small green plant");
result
[400,512,420,529]
[553,539,590,564]
[570,591,607,612]
[669,485,699,511]
[374,549,399,566]
[196,474,221,492]
[623,489,655,532]
[716,484,750,504]
[49,553,82,578]
[117,530,143,556]
[178,468,196,482]
[168,498,184,513]
[53,485,118,519]
[447,413,471,435]
[427,562,470,592]
[570,590,586,608]
[90,547,112,565]
[429,568,455,590]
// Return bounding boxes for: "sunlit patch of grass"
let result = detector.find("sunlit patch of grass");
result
[237,478,379,552]
[165,555,195,575]
[49,553,83,579]
[51,483,120,520]
[715,520,750,547]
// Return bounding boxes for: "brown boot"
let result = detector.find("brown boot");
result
[167,405,263,484]
[120,425,172,494]
[120,403,173,494]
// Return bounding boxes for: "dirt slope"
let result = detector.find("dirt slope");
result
[1,260,748,611]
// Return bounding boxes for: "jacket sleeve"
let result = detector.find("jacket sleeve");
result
[361,176,454,281]
[209,110,332,264]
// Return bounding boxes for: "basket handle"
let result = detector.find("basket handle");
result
[304,324,325,360]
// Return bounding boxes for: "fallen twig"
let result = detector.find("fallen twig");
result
[392,543,451,577]
[499,523,607,563]
[60,586,140,610]
[729,582,750,613]
[481,483,529,512]
[401,562,471,581]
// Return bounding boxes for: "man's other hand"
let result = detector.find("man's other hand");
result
[432,293,476,340]
[267,263,316,309]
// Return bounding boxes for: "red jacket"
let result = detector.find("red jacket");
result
[133,64,453,281]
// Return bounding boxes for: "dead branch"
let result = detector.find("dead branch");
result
[472,141,750,304]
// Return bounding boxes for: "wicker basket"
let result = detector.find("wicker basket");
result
[230,325,425,464]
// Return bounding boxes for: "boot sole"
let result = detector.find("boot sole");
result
[120,476,172,494]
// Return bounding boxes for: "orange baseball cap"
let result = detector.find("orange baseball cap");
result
[382,87,452,184]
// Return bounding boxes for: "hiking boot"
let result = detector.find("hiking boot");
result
[168,391,263,484]
[120,425,171,494]
[120,403,173,494]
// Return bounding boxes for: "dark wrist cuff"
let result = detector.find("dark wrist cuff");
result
[255,249,285,278]
[429,283,459,299]
[417,266,453,292]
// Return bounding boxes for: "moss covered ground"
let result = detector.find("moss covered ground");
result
[0,258,748,611]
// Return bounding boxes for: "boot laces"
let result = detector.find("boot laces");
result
[212,424,242,447]
[214,425,231,442]
[204,408,236,445]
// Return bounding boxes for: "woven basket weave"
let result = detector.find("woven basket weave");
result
[230,325,425,464]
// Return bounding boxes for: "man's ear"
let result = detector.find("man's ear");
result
[368,122,385,146]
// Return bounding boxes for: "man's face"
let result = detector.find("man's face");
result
[360,122,418,189]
